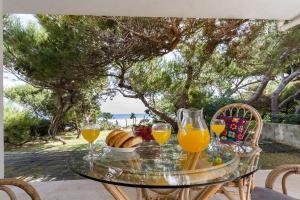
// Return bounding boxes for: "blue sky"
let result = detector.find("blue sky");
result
[4,14,147,114]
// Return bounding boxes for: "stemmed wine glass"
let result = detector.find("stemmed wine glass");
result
[210,119,225,146]
[152,123,172,162]
[81,119,100,160]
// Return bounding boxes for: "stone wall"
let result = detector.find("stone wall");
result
[261,122,300,149]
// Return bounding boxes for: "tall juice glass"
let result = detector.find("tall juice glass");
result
[81,122,100,160]
[177,108,210,153]
[152,123,172,162]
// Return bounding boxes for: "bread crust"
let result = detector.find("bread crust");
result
[122,136,143,148]
[114,133,131,148]
[108,131,128,147]
[105,129,122,144]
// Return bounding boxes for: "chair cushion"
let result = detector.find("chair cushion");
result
[218,116,247,143]
[251,187,299,200]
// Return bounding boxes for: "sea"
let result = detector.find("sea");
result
[108,113,151,127]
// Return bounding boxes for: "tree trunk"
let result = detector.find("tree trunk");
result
[245,75,271,104]
[48,93,74,144]
[176,65,193,109]
[75,115,81,139]
[294,100,300,114]
[139,95,178,131]
[271,70,300,122]
[48,108,68,145]
[279,89,300,109]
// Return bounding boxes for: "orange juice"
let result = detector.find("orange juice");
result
[178,128,210,152]
[211,124,225,136]
[152,130,171,145]
[81,129,100,143]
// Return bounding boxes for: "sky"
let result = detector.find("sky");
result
[4,14,147,114]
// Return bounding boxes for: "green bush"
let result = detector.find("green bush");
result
[4,107,41,145]
[284,114,300,124]
[202,97,241,122]
[263,113,300,125]
[34,119,51,137]
[98,120,119,130]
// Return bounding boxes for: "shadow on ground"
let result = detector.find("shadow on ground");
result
[5,150,84,182]
[259,140,300,169]
[5,140,300,182]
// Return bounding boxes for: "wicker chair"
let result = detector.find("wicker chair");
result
[0,178,41,200]
[211,103,263,200]
[251,164,300,200]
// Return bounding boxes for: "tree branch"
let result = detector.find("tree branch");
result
[271,69,300,115]
[245,68,273,104]
[279,89,300,108]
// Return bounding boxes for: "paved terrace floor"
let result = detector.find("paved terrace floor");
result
[2,170,300,200]
[5,141,300,182]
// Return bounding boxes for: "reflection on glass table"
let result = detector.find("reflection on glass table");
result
[68,142,260,200]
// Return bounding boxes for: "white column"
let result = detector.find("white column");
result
[0,0,4,179]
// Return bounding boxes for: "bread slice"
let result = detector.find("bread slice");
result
[105,129,122,144]
[122,136,143,148]
[109,131,128,147]
[114,133,131,148]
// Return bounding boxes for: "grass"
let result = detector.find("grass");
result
[5,130,112,152]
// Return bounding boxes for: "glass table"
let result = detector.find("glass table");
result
[68,142,261,200]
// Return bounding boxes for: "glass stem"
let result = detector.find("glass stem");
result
[216,134,220,143]
[160,145,163,161]
[89,143,94,158]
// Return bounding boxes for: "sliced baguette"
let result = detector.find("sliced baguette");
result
[108,131,128,147]
[105,129,122,144]
[122,136,143,148]
[114,133,131,148]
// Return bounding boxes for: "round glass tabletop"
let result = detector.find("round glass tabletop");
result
[68,142,260,188]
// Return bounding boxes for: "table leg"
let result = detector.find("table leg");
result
[246,175,252,200]
[238,179,246,200]
[194,184,222,200]
[102,183,131,200]
[136,188,142,200]
[221,186,235,200]
[179,188,191,200]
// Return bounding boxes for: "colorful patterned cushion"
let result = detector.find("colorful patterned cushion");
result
[218,116,247,143]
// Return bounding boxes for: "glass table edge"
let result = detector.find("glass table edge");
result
[68,161,260,189]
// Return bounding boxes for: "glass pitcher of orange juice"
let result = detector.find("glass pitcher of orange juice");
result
[177,108,210,152]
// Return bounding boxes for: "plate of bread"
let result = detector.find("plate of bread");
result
[105,129,143,152]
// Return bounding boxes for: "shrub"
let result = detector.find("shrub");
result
[4,107,41,145]
[284,114,300,124]
[263,113,300,125]
[202,97,241,122]
[98,120,119,130]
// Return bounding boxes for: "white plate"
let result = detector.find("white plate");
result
[108,146,137,153]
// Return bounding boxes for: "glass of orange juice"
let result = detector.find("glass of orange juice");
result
[210,119,225,145]
[81,120,100,160]
[152,123,172,162]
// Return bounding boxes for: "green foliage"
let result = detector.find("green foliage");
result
[202,97,241,122]
[98,120,119,130]
[4,15,195,136]
[5,84,56,118]
[263,113,300,125]
[5,84,103,133]
[4,107,41,145]
[284,114,300,124]
[100,112,113,121]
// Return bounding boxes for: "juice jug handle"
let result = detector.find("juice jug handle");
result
[177,108,184,128]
